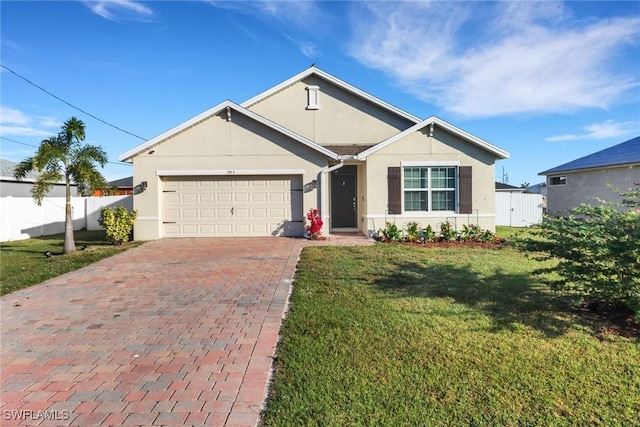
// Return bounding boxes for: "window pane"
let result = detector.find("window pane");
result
[432,190,455,211]
[405,191,427,211]
[404,167,427,189]
[431,167,455,189]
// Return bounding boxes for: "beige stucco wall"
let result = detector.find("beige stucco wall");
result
[362,127,498,235]
[546,165,640,216]
[247,76,415,146]
[131,111,329,240]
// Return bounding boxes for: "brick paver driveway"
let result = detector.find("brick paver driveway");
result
[0,238,306,426]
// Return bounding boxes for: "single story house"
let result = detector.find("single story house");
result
[0,158,75,198]
[540,136,640,216]
[93,176,134,196]
[119,67,509,239]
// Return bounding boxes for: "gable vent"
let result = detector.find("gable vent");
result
[306,85,320,110]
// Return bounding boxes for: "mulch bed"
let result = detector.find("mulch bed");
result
[574,300,640,339]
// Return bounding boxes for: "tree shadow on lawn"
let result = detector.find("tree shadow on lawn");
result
[371,259,583,339]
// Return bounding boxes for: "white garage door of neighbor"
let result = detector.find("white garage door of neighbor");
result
[162,175,303,237]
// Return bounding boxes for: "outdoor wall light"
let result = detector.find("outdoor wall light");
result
[148,150,155,155]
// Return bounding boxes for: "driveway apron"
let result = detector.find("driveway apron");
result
[0,238,302,427]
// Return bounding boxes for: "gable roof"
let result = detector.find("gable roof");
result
[355,116,510,160]
[241,66,422,124]
[540,136,640,175]
[119,100,339,162]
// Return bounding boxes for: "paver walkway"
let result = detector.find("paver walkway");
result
[1,235,373,426]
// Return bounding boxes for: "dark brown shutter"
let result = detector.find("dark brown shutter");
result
[387,167,401,214]
[458,166,472,214]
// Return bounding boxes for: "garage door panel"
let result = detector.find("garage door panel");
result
[234,193,250,203]
[234,208,250,218]
[217,193,232,203]
[163,175,303,237]
[200,193,214,203]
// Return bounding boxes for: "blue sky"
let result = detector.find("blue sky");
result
[2,0,639,186]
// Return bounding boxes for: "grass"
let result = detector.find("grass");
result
[263,244,640,426]
[1,230,140,296]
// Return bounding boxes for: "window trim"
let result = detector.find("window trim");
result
[306,85,320,110]
[549,175,567,186]
[401,164,458,213]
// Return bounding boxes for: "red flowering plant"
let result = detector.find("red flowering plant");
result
[305,208,324,238]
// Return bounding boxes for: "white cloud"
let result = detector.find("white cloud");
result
[82,0,154,22]
[545,120,638,142]
[348,1,640,117]
[0,107,59,137]
[1,107,30,125]
[0,125,51,138]
[206,0,325,57]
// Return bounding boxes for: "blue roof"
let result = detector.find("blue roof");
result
[540,136,640,175]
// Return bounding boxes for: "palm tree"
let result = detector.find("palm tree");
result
[14,117,108,253]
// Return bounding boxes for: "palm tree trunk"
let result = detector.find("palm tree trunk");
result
[63,178,76,254]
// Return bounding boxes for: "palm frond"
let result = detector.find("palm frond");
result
[63,116,86,143]
[13,157,34,180]
[30,169,62,205]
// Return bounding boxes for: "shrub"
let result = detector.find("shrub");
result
[520,184,640,314]
[439,221,457,242]
[98,206,137,245]
[405,221,420,242]
[422,224,436,242]
[379,222,401,242]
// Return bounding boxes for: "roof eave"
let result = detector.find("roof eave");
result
[356,116,509,160]
[118,100,339,162]
[539,161,640,176]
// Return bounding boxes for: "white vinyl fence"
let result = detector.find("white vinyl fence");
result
[0,195,133,242]
[496,192,544,227]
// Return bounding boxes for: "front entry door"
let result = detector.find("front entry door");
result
[331,166,357,228]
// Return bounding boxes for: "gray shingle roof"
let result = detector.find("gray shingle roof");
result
[0,159,39,180]
[108,176,133,187]
[540,136,640,175]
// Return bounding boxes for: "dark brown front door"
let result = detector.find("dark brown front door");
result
[331,166,357,228]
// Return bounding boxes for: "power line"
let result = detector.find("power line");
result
[0,136,132,166]
[0,136,37,148]
[1,63,147,141]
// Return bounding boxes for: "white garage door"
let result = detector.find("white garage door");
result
[162,175,303,237]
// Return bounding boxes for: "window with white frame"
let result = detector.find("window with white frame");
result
[404,166,456,211]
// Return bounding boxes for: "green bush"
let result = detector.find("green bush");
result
[520,185,640,314]
[98,206,137,245]
[379,222,401,242]
[405,221,420,242]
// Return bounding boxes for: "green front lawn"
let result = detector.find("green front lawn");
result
[263,245,639,426]
[1,230,140,295]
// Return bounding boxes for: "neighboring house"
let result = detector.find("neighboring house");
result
[119,67,509,239]
[540,136,640,216]
[0,158,75,198]
[495,182,522,192]
[94,176,134,196]
[527,182,547,196]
